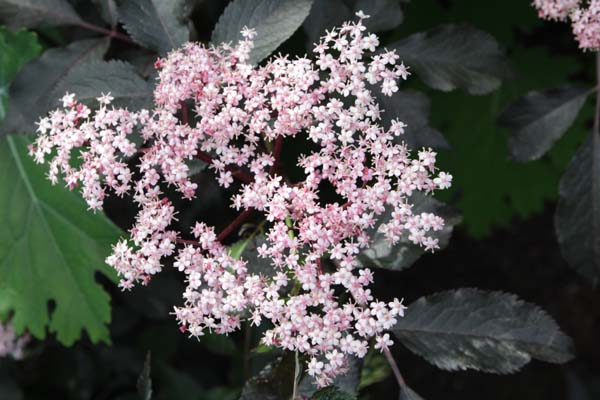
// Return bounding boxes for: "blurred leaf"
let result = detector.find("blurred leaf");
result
[0,376,23,400]
[499,86,589,161]
[118,0,188,55]
[0,135,121,344]
[1,38,109,136]
[357,351,391,390]
[357,194,460,271]
[373,88,449,149]
[392,289,574,373]
[0,0,83,29]
[212,0,314,64]
[239,352,295,400]
[354,0,404,32]
[240,235,276,277]
[555,135,600,286]
[0,27,41,120]
[137,352,152,400]
[311,386,356,400]
[53,60,153,110]
[200,333,237,356]
[389,24,511,95]
[399,385,425,400]
[94,0,118,27]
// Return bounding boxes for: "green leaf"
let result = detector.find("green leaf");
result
[212,0,314,64]
[0,27,41,120]
[392,289,574,374]
[373,88,449,149]
[311,386,357,400]
[499,86,589,162]
[0,135,121,345]
[388,24,511,95]
[239,352,295,400]
[0,0,83,29]
[118,0,189,55]
[53,60,153,110]
[357,351,391,390]
[357,194,460,271]
[137,352,153,400]
[399,385,425,400]
[1,38,109,136]
[555,134,600,286]
[94,0,118,28]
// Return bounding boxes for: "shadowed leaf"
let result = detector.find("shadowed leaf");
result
[118,0,188,54]
[0,0,83,29]
[388,24,511,94]
[555,134,600,286]
[1,38,109,136]
[499,86,589,161]
[53,60,153,110]
[392,289,574,373]
[212,0,314,64]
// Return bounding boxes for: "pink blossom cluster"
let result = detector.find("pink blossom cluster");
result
[0,322,28,359]
[533,0,600,50]
[30,13,452,386]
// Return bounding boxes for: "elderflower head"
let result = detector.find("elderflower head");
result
[30,12,452,386]
[533,0,600,50]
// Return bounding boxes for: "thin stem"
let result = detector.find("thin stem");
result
[270,136,284,175]
[181,101,189,125]
[291,351,300,400]
[217,209,254,242]
[176,238,200,246]
[383,347,406,387]
[76,21,136,45]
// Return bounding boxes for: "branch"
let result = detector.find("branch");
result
[217,209,254,242]
[196,151,254,184]
[383,347,406,387]
[76,21,137,45]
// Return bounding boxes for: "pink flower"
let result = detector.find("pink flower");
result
[30,13,452,386]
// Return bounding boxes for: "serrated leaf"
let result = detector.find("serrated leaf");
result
[240,352,295,400]
[53,60,153,110]
[118,0,188,55]
[1,38,109,136]
[311,386,357,400]
[358,194,460,271]
[0,27,41,120]
[388,24,511,95]
[399,385,425,400]
[392,289,574,374]
[357,351,391,390]
[499,86,589,162]
[212,0,314,64]
[137,352,152,400]
[0,0,83,29]
[555,135,600,286]
[0,135,121,345]
[373,88,449,150]
[303,0,404,47]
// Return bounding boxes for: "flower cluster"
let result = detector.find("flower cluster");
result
[30,13,452,386]
[533,0,600,50]
[0,322,28,360]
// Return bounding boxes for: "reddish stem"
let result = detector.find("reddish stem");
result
[76,21,136,45]
[217,209,254,242]
[181,101,189,125]
[176,238,200,246]
[269,136,284,175]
